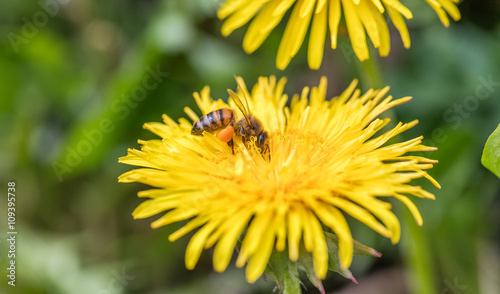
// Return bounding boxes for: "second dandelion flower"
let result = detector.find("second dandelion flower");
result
[218,0,461,69]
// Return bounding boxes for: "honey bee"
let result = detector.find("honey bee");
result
[191,79,269,156]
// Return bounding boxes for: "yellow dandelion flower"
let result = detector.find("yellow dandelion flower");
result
[218,0,461,69]
[118,76,440,283]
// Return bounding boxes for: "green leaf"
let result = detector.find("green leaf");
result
[481,123,500,179]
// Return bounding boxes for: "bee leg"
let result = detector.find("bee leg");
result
[227,138,234,154]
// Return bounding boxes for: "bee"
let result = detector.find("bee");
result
[191,79,269,156]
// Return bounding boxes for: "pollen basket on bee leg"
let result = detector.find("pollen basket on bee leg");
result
[217,125,235,143]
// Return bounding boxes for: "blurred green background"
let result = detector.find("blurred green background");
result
[1,0,499,293]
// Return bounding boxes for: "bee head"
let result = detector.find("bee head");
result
[257,131,269,153]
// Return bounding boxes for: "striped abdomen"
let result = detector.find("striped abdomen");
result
[191,108,235,136]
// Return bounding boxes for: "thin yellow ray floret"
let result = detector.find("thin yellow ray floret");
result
[276,0,315,69]
[308,1,328,69]
[342,0,369,61]
[213,210,253,272]
[243,0,293,53]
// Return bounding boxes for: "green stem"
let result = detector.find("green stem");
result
[355,50,383,90]
[401,208,438,294]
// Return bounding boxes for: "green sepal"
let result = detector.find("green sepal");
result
[298,246,325,294]
[324,233,358,284]
[263,264,280,289]
[324,232,382,257]
[481,123,500,179]
[263,233,382,293]
[266,249,302,294]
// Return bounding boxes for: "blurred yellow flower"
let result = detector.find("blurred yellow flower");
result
[218,0,461,69]
[118,76,439,283]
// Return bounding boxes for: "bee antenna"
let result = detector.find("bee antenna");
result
[228,76,253,127]
[234,76,252,117]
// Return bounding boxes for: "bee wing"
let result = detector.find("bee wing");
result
[227,78,253,127]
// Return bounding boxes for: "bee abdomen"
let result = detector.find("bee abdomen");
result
[191,108,234,136]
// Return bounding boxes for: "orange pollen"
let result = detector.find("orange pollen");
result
[217,125,234,143]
